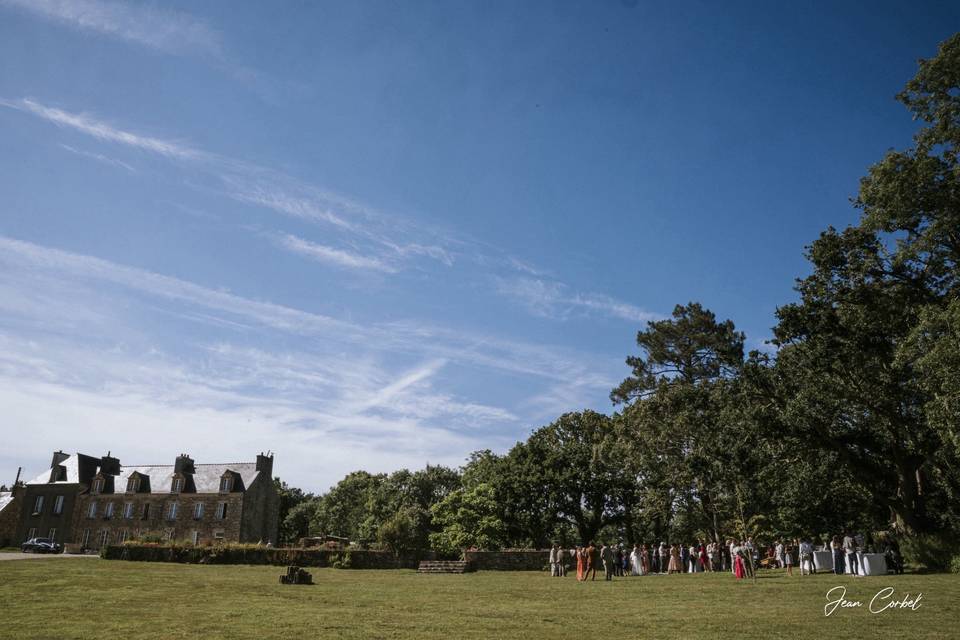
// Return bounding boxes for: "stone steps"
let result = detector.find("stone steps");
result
[417,560,474,574]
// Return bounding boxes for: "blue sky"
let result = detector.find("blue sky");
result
[1,0,957,491]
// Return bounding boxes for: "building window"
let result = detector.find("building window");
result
[117,530,129,543]
[193,503,204,520]
[104,502,115,520]
[215,502,228,520]
[213,530,225,541]
[27,527,37,540]
[92,478,104,494]
[48,528,57,542]
[123,502,134,519]
[219,476,233,493]
[53,495,64,515]
[171,477,184,494]
[32,495,44,515]
[141,503,151,520]
[166,502,178,521]
[87,502,98,519]
[126,477,140,493]
[81,529,91,548]
[98,530,108,547]
[191,530,199,545]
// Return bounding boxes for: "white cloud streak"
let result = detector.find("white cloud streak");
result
[1,0,223,56]
[495,276,660,324]
[1,97,660,325]
[276,233,397,273]
[59,143,136,172]
[1,98,201,160]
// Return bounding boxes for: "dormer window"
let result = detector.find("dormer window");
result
[92,478,104,494]
[126,477,140,493]
[219,476,233,493]
[171,477,184,494]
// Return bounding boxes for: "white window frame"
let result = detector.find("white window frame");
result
[98,530,108,547]
[193,502,204,520]
[123,502,134,519]
[104,502,115,520]
[141,503,151,520]
[48,527,57,542]
[171,477,184,494]
[27,527,37,540]
[87,501,98,519]
[167,502,179,521]
[219,476,233,493]
[215,502,227,520]
[92,478,104,494]
[33,495,44,515]
[81,529,91,547]
[127,476,140,493]
[53,495,64,515]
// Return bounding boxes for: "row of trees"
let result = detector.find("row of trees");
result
[277,34,960,568]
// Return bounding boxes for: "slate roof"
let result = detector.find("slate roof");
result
[0,491,13,514]
[113,463,260,494]
[26,454,82,485]
[25,454,261,494]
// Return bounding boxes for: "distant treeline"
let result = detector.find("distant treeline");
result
[276,34,960,570]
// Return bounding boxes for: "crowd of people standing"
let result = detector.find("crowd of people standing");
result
[547,531,904,581]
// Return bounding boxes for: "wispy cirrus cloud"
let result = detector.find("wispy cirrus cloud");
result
[495,276,660,324]
[1,98,201,160]
[275,233,397,273]
[59,143,136,173]
[1,0,223,56]
[0,235,616,389]
[1,97,658,325]
[0,235,617,490]
[0,97,457,271]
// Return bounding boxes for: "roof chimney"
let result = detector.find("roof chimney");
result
[256,452,273,477]
[175,453,195,475]
[100,453,121,476]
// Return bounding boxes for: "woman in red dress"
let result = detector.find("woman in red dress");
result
[734,541,746,579]
[576,546,585,581]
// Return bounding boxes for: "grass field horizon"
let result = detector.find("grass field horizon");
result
[1,557,956,639]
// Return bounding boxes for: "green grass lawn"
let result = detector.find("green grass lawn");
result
[1,559,956,639]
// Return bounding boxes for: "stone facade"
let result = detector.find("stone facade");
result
[16,450,279,549]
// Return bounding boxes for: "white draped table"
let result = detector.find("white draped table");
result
[860,553,887,576]
[813,551,833,572]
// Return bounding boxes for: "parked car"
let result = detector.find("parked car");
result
[21,538,62,554]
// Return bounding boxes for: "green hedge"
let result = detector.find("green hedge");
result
[101,543,431,569]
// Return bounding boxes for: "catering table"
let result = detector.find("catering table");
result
[859,553,887,576]
[813,551,834,572]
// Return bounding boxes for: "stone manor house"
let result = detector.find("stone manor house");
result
[12,450,279,549]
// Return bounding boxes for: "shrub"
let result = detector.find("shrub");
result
[951,554,960,574]
[900,533,958,572]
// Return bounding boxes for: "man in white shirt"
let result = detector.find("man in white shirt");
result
[842,532,858,576]
[775,540,784,569]
[549,544,558,577]
[799,538,815,575]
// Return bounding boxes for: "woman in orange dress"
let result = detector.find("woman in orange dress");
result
[668,544,681,574]
[576,546,585,581]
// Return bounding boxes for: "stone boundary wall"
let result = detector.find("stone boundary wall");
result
[101,544,432,569]
[463,550,551,571]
